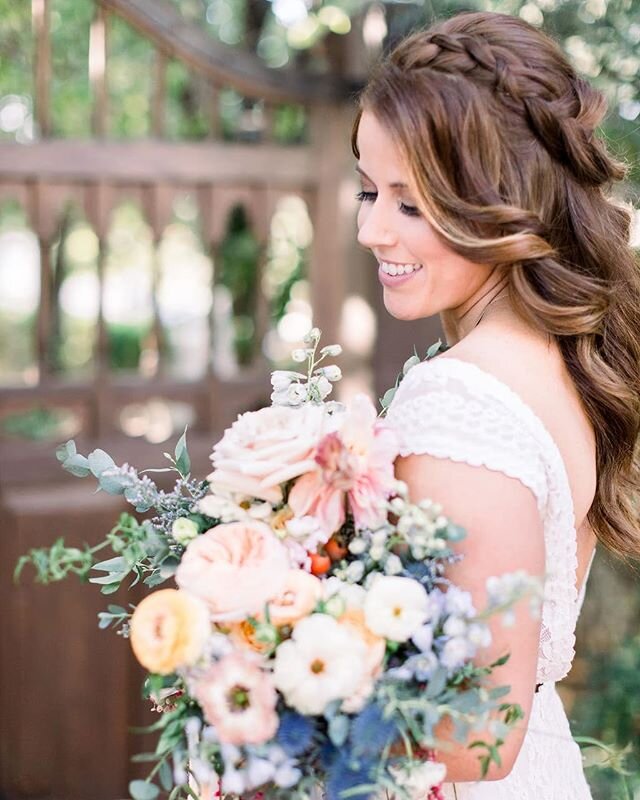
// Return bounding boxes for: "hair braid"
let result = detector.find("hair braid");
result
[391,27,625,188]
[352,11,640,563]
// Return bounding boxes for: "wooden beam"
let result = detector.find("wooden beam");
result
[89,4,109,137]
[32,0,52,138]
[98,0,349,104]
[0,140,317,185]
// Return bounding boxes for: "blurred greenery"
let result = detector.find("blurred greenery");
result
[575,632,640,797]
[0,1,638,794]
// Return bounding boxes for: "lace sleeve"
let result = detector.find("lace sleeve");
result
[385,357,549,514]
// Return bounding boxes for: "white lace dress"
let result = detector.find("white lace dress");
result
[385,356,595,800]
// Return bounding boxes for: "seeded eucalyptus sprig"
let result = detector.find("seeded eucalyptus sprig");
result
[378,339,450,417]
[14,428,209,597]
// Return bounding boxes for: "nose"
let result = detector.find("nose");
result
[356,201,397,251]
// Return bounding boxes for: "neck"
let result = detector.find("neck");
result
[441,271,511,345]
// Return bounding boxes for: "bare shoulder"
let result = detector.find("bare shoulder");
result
[439,320,564,397]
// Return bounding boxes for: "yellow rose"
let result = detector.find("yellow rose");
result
[130,589,210,675]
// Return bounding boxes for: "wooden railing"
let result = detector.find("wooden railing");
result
[0,0,359,481]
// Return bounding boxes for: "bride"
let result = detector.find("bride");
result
[352,9,640,799]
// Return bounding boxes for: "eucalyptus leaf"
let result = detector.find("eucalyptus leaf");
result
[424,666,448,699]
[99,472,129,495]
[380,387,396,409]
[88,448,116,478]
[402,355,421,375]
[62,453,92,478]
[159,759,173,791]
[129,779,160,800]
[56,440,76,462]
[93,556,127,572]
[426,339,445,358]
[174,427,190,477]
[328,714,350,747]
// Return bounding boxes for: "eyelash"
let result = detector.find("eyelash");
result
[355,190,421,218]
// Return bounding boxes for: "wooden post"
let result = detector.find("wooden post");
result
[89,4,109,137]
[207,85,222,140]
[307,103,354,345]
[85,182,113,437]
[151,49,167,138]
[32,0,52,138]
[36,235,53,382]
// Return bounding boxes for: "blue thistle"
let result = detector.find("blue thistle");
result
[276,711,315,757]
[349,703,398,760]
[325,751,377,800]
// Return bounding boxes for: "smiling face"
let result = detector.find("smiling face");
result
[355,110,501,323]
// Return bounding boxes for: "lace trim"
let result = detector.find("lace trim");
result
[386,357,579,683]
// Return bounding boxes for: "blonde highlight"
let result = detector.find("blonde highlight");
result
[352,11,640,564]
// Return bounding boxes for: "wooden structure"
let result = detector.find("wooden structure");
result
[0,2,388,798]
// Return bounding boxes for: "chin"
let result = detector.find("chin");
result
[383,295,430,321]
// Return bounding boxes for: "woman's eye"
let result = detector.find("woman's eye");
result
[355,190,377,202]
[399,202,421,217]
[355,190,421,218]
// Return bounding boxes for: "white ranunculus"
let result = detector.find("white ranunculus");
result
[273,614,367,715]
[389,760,447,800]
[363,576,431,642]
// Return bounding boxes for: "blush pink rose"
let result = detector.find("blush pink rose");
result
[207,403,333,503]
[175,521,290,622]
[288,394,399,537]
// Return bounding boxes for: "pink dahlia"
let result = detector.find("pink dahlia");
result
[288,394,399,538]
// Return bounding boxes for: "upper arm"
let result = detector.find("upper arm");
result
[395,451,545,776]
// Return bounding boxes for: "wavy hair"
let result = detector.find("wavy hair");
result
[352,11,640,564]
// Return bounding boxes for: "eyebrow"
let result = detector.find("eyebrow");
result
[355,165,408,189]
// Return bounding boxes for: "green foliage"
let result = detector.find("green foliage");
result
[16,429,208,595]
[218,205,261,364]
[572,634,640,798]
[379,339,449,415]
[2,406,77,442]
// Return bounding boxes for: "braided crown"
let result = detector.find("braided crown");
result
[390,29,621,186]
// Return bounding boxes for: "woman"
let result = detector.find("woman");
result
[352,10,640,799]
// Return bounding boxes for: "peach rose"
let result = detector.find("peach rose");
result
[175,521,290,622]
[207,403,333,503]
[266,570,323,627]
[129,589,210,675]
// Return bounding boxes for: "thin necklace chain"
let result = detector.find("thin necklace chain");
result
[458,280,509,331]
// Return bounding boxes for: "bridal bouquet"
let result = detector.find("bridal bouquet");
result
[16,328,541,800]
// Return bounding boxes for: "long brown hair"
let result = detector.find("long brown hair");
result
[352,11,640,564]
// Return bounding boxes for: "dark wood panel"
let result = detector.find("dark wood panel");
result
[0,486,157,799]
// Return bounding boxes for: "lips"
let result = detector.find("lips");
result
[377,264,423,288]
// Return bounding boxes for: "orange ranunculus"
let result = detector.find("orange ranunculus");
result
[266,569,323,627]
[129,589,210,675]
